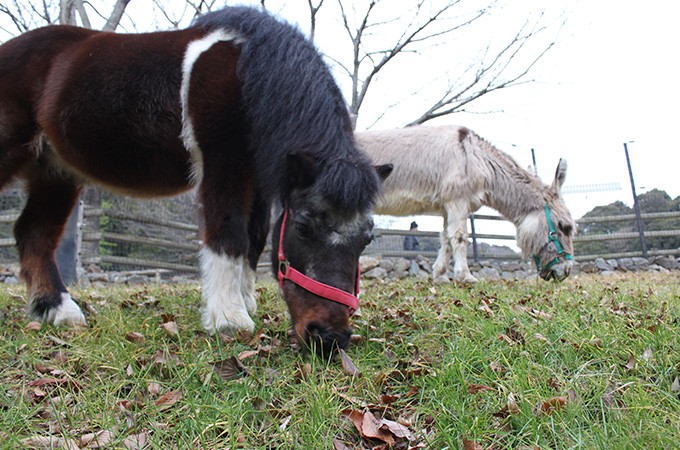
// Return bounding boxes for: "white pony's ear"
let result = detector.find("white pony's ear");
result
[551,158,567,195]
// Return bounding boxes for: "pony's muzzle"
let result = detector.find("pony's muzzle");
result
[541,260,572,282]
[304,321,351,358]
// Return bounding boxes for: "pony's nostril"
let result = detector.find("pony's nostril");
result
[306,322,350,358]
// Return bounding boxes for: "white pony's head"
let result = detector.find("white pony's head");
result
[517,159,575,281]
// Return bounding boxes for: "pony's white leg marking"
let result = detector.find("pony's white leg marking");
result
[200,248,255,335]
[433,213,452,279]
[445,203,478,283]
[180,29,244,186]
[45,293,87,327]
[241,262,257,316]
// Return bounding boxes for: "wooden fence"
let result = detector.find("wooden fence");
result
[1,206,679,275]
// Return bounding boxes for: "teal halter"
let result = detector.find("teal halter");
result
[532,203,573,275]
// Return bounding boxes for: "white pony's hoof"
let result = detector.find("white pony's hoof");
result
[202,308,255,336]
[48,293,87,327]
[455,274,478,284]
[433,274,450,284]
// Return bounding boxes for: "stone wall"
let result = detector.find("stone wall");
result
[359,254,680,281]
[1,254,678,286]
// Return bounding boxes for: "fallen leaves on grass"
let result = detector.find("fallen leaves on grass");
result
[340,349,361,377]
[212,356,247,381]
[463,440,484,450]
[154,389,182,410]
[534,395,567,416]
[342,409,413,448]
[125,332,145,343]
[161,321,178,337]
[467,383,494,394]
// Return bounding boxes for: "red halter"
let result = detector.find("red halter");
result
[277,209,360,314]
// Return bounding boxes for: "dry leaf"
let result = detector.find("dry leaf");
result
[237,349,260,361]
[534,396,567,416]
[463,439,484,450]
[642,348,653,361]
[81,430,115,448]
[533,333,549,343]
[148,382,162,396]
[671,377,680,393]
[507,392,520,414]
[122,432,149,450]
[340,349,361,377]
[332,437,354,450]
[22,436,79,450]
[602,382,617,408]
[125,332,145,343]
[155,389,182,410]
[380,417,412,440]
[26,321,42,331]
[161,321,178,337]
[468,383,494,394]
[625,354,636,371]
[212,356,247,381]
[154,350,180,367]
[126,364,134,377]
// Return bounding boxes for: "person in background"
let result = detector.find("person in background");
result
[403,221,420,252]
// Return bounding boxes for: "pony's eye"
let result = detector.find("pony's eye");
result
[558,223,573,236]
[294,219,312,239]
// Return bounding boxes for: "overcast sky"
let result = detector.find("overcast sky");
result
[2,1,677,232]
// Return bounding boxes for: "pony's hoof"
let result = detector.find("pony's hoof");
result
[433,275,450,284]
[203,309,255,336]
[38,293,88,327]
[456,274,478,284]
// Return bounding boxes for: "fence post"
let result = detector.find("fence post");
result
[55,199,80,284]
[469,214,479,263]
[623,142,647,257]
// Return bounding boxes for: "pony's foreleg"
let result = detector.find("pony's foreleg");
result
[14,177,86,326]
[197,171,257,335]
[432,211,452,279]
[444,203,478,283]
[243,191,271,316]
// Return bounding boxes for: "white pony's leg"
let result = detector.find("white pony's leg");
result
[433,211,452,279]
[445,203,478,283]
[241,263,257,316]
[200,247,255,335]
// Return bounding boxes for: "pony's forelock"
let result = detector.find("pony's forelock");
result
[317,157,382,212]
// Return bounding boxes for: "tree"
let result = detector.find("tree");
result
[1,0,132,38]
[307,0,565,129]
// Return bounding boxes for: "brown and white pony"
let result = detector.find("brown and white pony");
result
[0,7,391,356]
[358,125,575,282]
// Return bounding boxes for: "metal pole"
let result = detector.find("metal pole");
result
[623,142,647,257]
[469,215,479,263]
[531,148,537,175]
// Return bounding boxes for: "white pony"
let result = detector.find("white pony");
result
[357,125,575,282]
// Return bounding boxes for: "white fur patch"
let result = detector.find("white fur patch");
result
[200,248,255,335]
[180,29,244,186]
[328,213,370,246]
[47,293,87,327]
[517,212,545,258]
[241,264,257,316]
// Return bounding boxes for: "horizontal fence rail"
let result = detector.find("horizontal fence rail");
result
[1,201,679,271]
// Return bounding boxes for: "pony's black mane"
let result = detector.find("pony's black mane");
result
[193,7,380,212]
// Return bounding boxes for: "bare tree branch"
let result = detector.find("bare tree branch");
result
[102,0,132,31]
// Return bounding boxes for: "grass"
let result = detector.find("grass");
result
[0,272,678,449]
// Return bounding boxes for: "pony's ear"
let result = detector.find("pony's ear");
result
[375,164,393,181]
[551,158,567,195]
[287,153,319,189]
